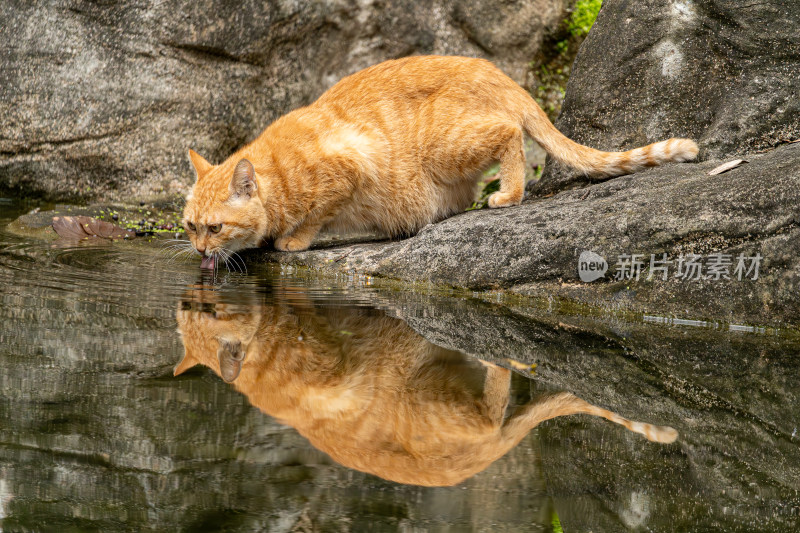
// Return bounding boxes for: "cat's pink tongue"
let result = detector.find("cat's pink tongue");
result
[200,255,215,270]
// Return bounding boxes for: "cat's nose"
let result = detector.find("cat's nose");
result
[196,245,206,255]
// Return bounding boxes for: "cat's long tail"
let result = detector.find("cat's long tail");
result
[501,392,679,446]
[522,97,699,178]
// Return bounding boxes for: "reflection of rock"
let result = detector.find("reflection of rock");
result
[0,0,568,201]
[175,285,676,486]
[0,476,11,522]
[350,289,800,531]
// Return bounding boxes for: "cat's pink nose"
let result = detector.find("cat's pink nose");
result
[196,245,206,254]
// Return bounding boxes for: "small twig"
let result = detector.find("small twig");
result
[333,250,353,263]
[708,159,748,176]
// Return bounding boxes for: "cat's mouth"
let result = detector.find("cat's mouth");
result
[200,255,216,270]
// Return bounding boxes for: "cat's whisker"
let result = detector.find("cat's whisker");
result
[214,248,228,272]
[232,255,246,274]
[220,247,247,275]
[231,252,248,274]
[230,251,246,274]
[221,255,231,270]
[158,241,193,252]
[217,249,233,273]
[159,248,186,261]
[160,243,196,263]
[159,240,196,262]
[159,245,192,255]
[166,248,196,265]
[177,248,197,261]
[220,249,243,275]
[161,245,190,253]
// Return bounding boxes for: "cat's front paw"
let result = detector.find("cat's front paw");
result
[274,236,311,252]
[487,191,522,208]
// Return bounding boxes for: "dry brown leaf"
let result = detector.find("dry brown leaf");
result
[708,159,748,176]
[52,216,135,241]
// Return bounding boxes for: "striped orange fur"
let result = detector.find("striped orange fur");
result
[182,56,698,258]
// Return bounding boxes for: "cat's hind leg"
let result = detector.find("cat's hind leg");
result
[480,363,511,424]
[487,126,526,208]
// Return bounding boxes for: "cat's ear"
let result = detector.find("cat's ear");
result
[188,149,213,179]
[230,158,257,199]
[218,339,246,383]
[173,351,198,376]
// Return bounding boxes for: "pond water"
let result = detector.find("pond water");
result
[0,199,798,532]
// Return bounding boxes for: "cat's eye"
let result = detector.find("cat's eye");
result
[186,221,196,232]
[209,224,222,233]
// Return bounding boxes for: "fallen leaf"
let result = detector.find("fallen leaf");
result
[52,216,91,240]
[708,159,748,176]
[504,358,538,372]
[52,216,135,241]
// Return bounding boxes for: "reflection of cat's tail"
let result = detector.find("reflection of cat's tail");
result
[502,391,678,445]
[575,399,679,444]
[521,94,698,179]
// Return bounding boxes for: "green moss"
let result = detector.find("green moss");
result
[466,178,501,211]
[528,1,603,121]
[551,509,564,533]
[568,0,602,38]
[532,63,571,121]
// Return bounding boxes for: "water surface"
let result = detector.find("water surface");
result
[0,200,797,532]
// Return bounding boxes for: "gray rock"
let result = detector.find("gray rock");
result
[0,0,567,201]
[257,143,800,326]
[530,0,800,196]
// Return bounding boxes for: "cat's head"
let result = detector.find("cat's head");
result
[182,150,269,265]
[175,296,262,383]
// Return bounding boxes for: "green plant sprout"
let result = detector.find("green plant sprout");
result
[569,0,602,38]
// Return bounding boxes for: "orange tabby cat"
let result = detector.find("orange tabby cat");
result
[174,288,678,486]
[183,55,698,265]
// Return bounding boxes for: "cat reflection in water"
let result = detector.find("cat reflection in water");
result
[174,294,677,487]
